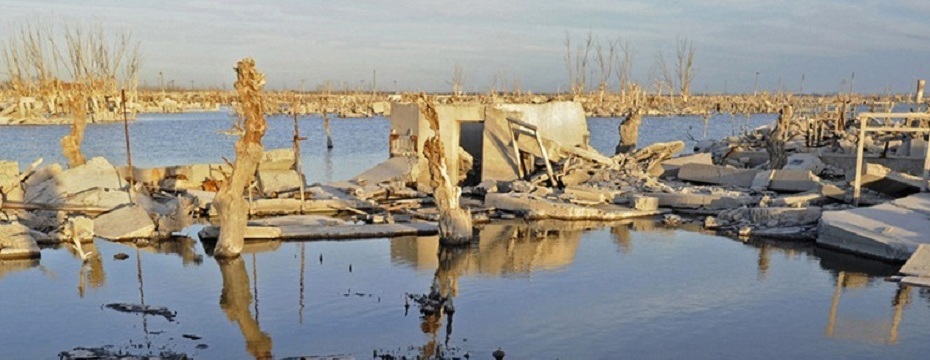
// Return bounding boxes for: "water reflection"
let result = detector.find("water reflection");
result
[0,258,39,280]
[217,256,274,359]
[64,241,106,297]
[391,220,610,278]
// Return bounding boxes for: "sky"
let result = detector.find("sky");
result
[2,0,929,94]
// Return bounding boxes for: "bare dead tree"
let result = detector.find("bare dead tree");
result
[563,31,593,96]
[615,39,634,95]
[418,94,473,245]
[675,36,696,103]
[214,58,268,258]
[652,51,674,99]
[595,37,617,103]
[447,63,464,98]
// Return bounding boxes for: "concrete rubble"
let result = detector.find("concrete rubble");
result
[4,100,930,274]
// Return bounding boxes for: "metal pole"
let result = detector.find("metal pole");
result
[122,89,134,203]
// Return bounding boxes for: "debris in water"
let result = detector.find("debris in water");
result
[104,303,177,322]
[181,334,202,340]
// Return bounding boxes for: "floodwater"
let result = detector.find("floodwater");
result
[1,111,929,359]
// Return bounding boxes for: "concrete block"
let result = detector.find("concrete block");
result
[631,195,658,211]
[0,222,40,260]
[660,153,713,178]
[784,153,825,174]
[259,148,296,171]
[26,157,123,204]
[677,163,761,188]
[93,204,156,240]
[258,169,303,196]
[723,150,768,168]
[651,192,748,210]
[768,170,821,193]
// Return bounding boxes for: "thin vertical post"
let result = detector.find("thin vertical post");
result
[122,89,134,203]
[923,130,930,192]
[293,108,307,213]
[853,115,867,206]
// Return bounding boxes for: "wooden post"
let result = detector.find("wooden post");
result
[853,115,867,206]
[121,89,134,203]
[923,132,930,192]
[917,79,926,104]
[292,107,307,213]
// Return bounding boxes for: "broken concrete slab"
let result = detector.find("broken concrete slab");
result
[769,170,821,193]
[257,169,303,196]
[818,193,930,261]
[677,163,761,188]
[723,150,769,168]
[564,185,622,204]
[259,148,296,171]
[717,207,822,226]
[352,156,417,185]
[25,157,124,204]
[660,153,713,179]
[852,163,926,197]
[198,221,438,241]
[784,153,825,174]
[485,192,667,221]
[93,204,156,241]
[650,192,754,210]
[0,222,40,259]
[900,244,930,277]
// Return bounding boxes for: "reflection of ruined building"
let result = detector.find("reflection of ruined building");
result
[388,102,589,187]
[390,220,584,278]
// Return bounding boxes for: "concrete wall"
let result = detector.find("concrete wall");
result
[389,101,589,186]
[483,101,588,182]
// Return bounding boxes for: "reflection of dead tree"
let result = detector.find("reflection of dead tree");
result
[217,257,273,359]
[418,95,473,245]
[214,58,268,258]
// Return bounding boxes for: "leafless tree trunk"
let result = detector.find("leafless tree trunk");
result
[448,64,464,98]
[61,92,87,167]
[418,95,473,245]
[595,37,616,103]
[564,31,593,96]
[616,107,643,154]
[675,36,696,103]
[214,58,268,258]
[616,39,634,98]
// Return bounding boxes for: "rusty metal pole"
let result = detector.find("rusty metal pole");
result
[122,89,134,203]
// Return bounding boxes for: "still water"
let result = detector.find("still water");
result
[1,111,928,359]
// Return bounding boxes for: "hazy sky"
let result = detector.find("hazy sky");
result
[2,0,929,94]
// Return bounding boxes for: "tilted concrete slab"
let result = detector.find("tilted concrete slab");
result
[818,193,930,261]
[900,244,930,276]
[677,163,761,188]
[486,193,667,221]
[650,192,754,210]
[660,153,713,178]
